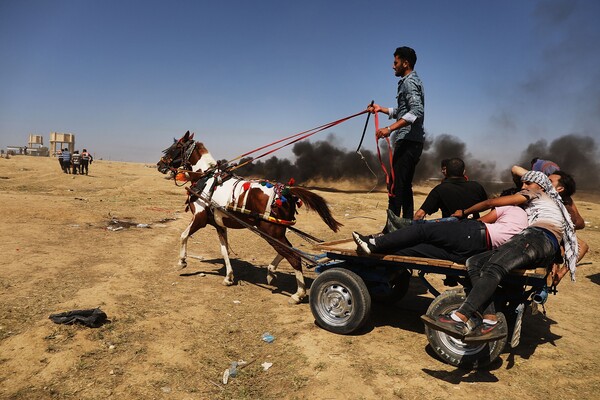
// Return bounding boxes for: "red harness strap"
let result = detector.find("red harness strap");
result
[230,110,368,172]
[374,113,396,197]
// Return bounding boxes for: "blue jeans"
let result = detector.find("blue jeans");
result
[412,217,458,224]
[457,227,557,318]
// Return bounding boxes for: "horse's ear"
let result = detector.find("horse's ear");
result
[189,132,194,140]
[172,137,177,143]
[183,131,191,140]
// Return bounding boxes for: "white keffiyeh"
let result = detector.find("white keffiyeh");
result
[522,171,579,281]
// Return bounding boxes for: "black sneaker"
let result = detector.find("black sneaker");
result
[420,313,476,339]
[386,209,412,230]
[463,320,507,343]
[352,231,376,255]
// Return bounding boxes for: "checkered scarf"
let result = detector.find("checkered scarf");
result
[522,170,579,281]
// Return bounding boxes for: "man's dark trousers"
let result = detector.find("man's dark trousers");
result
[389,139,423,219]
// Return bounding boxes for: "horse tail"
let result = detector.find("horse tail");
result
[289,187,343,232]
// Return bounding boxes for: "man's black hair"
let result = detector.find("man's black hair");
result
[445,157,465,178]
[552,170,576,198]
[394,46,417,68]
[500,187,520,197]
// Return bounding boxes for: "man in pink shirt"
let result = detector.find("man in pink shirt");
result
[353,199,528,264]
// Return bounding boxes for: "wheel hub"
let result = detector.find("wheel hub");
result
[320,284,353,323]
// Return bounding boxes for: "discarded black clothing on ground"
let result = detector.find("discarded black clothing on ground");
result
[49,308,108,328]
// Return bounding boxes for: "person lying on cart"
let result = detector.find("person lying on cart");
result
[513,164,589,269]
[352,187,528,265]
[420,170,578,343]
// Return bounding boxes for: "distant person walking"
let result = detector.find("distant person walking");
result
[81,149,92,175]
[56,149,64,171]
[61,148,71,174]
[72,151,82,175]
[368,46,425,223]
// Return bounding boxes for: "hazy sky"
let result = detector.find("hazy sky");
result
[1,0,599,166]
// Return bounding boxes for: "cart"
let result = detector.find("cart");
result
[308,238,552,369]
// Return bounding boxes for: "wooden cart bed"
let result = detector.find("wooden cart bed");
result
[314,238,548,280]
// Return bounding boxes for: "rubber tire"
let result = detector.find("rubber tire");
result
[424,289,508,369]
[370,268,411,304]
[310,268,372,335]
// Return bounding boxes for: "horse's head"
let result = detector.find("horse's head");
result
[157,131,195,174]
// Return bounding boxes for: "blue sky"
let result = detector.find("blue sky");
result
[1,0,599,170]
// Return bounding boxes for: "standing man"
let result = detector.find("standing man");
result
[369,46,425,222]
[71,150,81,175]
[56,148,63,172]
[81,148,92,175]
[61,148,71,174]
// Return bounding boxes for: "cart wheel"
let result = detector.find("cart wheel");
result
[310,268,372,334]
[370,268,411,304]
[424,289,508,369]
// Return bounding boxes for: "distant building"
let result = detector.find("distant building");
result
[50,132,75,157]
[27,134,49,156]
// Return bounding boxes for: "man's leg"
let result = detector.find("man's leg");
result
[389,140,423,219]
[374,220,486,261]
[423,228,556,340]
[458,228,556,319]
[394,244,464,264]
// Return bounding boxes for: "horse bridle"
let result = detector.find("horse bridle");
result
[160,139,197,174]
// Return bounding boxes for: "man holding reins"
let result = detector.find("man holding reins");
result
[368,46,425,224]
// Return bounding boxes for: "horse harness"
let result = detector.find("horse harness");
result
[187,168,297,227]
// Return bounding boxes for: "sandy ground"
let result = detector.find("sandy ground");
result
[1,155,599,400]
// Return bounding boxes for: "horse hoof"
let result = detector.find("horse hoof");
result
[177,263,187,270]
[266,274,276,285]
[288,295,302,305]
[222,278,234,286]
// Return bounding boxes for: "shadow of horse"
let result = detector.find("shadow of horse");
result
[178,257,314,302]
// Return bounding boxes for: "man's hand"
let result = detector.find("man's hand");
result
[367,103,384,114]
[375,126,392,139]
[451,209,468,219]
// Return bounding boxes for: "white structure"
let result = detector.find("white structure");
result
[27,134,49,156]
[50,132,75,157]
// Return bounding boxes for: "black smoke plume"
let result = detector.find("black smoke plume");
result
[235,133,599,192]
[514,134,599,190]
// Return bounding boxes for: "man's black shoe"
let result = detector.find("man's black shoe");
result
[421,313,476,339]
[352,231,376,255]
[463,320,507,343]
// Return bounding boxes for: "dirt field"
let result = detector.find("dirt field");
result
[1,155,599,400]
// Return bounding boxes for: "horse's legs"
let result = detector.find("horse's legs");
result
[178,223,192,269]
[178,209,207,269]
[266,254,284,285]
[215,226,235,286]
[287,253,306,304]
[270,237,306,304]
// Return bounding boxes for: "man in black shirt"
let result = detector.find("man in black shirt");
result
[413,158,488,220]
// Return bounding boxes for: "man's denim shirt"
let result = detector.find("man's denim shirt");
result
[389,70,425,143]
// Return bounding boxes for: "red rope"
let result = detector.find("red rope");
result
[374,113,395,197]
[229,109,368,172]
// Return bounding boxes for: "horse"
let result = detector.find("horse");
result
[157,131,342,303]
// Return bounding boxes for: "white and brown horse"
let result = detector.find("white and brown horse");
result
[157,131,342,303]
